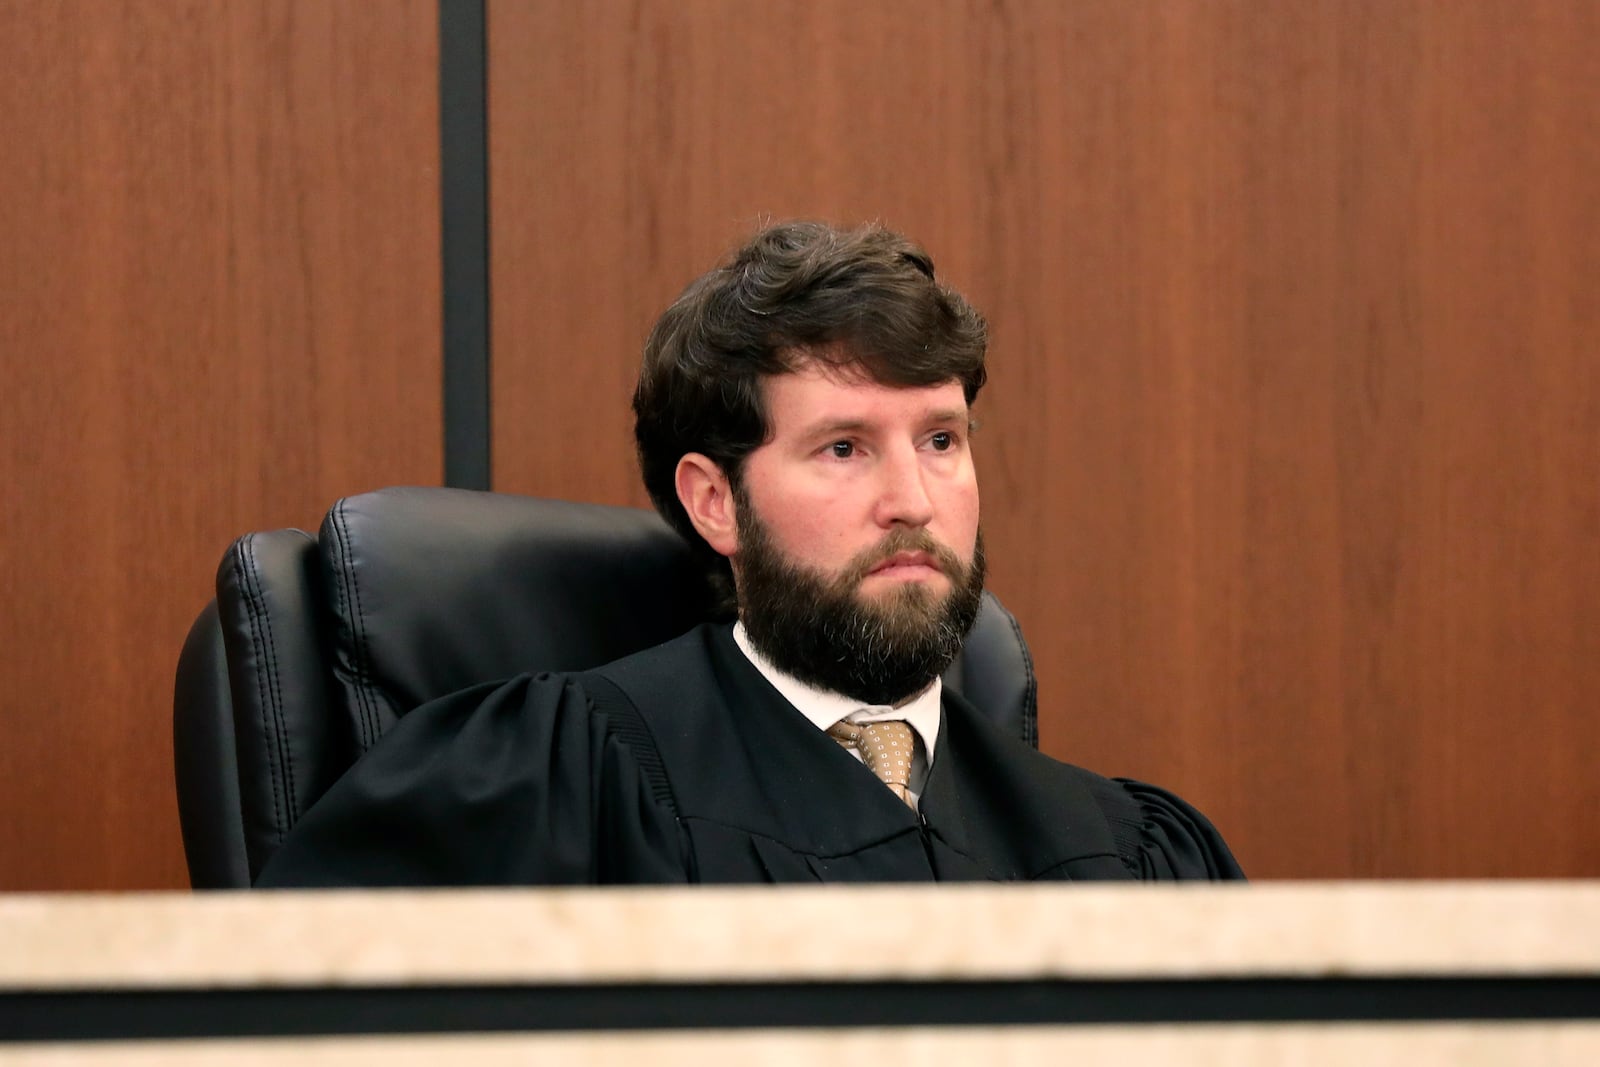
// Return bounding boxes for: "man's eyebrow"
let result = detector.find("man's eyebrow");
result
[799,408,971,439]
[798,417,873,439]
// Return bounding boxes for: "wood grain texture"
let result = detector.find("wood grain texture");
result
[0,1,442,889]
[489,0,1600,878]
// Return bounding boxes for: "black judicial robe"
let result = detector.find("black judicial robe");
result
[258,624,1243,886]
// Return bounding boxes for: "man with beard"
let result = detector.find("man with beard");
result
[258,222,1242,886]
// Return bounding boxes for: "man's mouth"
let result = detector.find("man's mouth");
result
[867,550,943,577]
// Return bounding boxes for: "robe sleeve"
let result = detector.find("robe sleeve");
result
[254,674,689,888]
[1110,778,1246,881]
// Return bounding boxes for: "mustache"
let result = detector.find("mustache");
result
[836,528,965,587]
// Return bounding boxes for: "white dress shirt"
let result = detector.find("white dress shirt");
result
[732,621,940,808]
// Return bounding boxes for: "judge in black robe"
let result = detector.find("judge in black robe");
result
[258,623,1243,886]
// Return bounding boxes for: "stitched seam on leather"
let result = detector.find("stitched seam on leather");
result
[1001,604,1039,748]
[234,539,286,843]
[250,537,298,824]
[330,499,378,750]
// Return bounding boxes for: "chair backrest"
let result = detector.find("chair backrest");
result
[173,487,1039,888]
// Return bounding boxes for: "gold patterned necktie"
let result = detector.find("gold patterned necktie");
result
[828,719,916,809]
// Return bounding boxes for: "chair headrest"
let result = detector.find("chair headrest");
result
[318,487,719,750]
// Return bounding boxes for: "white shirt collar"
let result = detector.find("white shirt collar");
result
[732,621,942,763]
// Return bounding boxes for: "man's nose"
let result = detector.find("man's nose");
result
[874,446,935,528]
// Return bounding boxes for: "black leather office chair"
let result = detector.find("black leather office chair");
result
[173,487,1039,888]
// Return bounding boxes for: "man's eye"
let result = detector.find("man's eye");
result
[830,441,855,459]
[929,432,954,451]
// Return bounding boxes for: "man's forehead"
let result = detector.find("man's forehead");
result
[761,362,969,431]
[770,347,966,393]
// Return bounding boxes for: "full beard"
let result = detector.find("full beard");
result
[734,504,987,707]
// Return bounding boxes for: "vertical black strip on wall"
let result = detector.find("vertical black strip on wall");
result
[439,0,491,490]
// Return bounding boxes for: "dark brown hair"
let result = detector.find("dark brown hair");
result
[632,221,989,598]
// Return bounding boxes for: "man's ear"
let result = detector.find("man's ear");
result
[675,453,739,557]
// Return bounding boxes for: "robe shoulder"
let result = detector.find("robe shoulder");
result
[1093,774,1245,881]
[904,689,1245,883]
[254,673,687,888]
[1005,742,1245,881]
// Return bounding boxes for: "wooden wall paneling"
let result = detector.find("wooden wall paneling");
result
[489,0,1012,510]
[0,1,442,890]
[1406,3,1600,875]
[487,1,1600,878]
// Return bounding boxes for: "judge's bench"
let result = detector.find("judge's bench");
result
[3,882,1599,1063]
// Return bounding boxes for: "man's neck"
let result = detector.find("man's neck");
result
[730,620,942,762]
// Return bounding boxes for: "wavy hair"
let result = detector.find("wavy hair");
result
[632,221,989,608]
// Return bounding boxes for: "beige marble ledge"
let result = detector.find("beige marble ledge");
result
[2,882,1598,989]
[6,1024,1600,1067]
